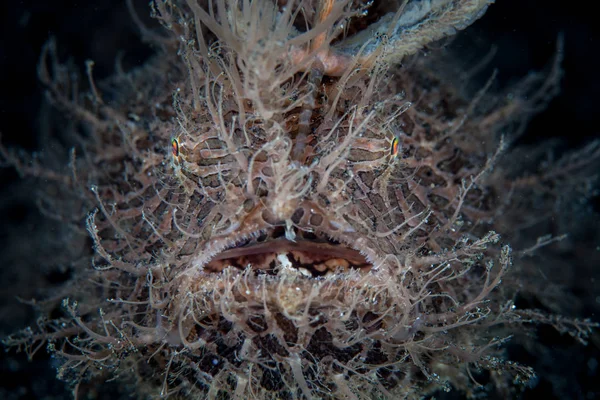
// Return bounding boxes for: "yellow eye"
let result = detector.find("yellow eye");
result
[390,137,399,157]
[171,138,179,158]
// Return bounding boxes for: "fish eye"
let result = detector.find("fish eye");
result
[171,138,180,158]
[390,137,399,157]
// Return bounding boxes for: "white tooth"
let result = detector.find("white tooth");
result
[285,220,296,242]
[298,268,311,277]
[277,253,292,270]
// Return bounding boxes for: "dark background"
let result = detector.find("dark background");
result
[0,0,598,399]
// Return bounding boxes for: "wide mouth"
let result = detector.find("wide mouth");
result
[204,226,372,277]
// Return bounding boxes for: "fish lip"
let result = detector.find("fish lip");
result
[210,237,368,265]
[195,225,380,274]
[191,200,384,273]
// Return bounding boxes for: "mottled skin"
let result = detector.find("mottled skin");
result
[2,0,598,399]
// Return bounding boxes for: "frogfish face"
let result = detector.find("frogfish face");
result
[8,0,563,399]
[141,1,508,398]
